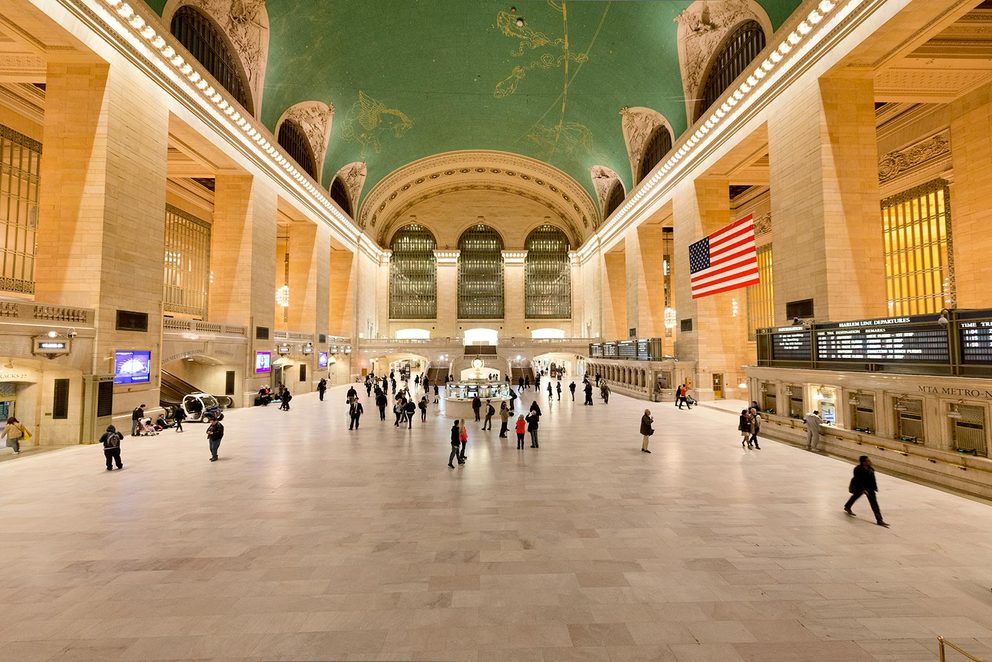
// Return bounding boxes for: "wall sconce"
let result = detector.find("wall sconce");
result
[664,308,676,330]
[276,285,290,308]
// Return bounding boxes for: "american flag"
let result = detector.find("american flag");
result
[688,214,759,299]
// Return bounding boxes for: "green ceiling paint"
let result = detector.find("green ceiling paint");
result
[143,0,802,206]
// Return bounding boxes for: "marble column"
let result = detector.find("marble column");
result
[503,250,527,337]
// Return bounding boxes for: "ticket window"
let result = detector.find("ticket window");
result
[894,398,924,444]
[760,383,776,414]
[849,392,876,434]
[951,405,986,457]
[814,386,837,425]
[786,385,805,420]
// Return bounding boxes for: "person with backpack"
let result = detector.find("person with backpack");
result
[482,400,495,430]
[418,396,428,422]
[173,405,186,433]
[100,424,124,470]
[206,415,224,462]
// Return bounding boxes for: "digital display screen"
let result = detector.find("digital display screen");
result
[255,351,271,373]
[318,351,328,369]
[816,322,949,363]
[637,340,650,361]
[771,329,812,361]
[114,350,151,385]
[959,320,992,364]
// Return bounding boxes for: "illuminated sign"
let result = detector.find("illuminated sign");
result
[255,351,271,373]
[114,350,151,385]
[318,351,328,369]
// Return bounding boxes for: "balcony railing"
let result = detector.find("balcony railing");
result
[0,299,94,326]
[162,317,247,337]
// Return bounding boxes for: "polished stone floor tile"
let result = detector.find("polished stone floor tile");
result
[1,384,992,661]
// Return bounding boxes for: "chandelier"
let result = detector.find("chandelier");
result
[275,285,290,308]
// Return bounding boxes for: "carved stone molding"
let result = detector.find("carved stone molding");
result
[620,107,670,183]
[675,0,771,122]
[878,130,951,185]
[162,0,269,116]
[590,165,624,217]
[359,150,599,242]
[277,100,334,179]
[753,212,771,236]
[334,161,367,209]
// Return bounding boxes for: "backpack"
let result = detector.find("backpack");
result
[101,431,122,449]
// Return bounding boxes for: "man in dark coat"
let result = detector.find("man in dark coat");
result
[844,456,889,527]
[317,378,327,401]
[471,395,482,422]
[375,390,388,421]
[349,398,364,430]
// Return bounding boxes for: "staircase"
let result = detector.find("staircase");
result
[160,370,201,407]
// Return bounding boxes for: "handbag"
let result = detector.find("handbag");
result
[848,477,857,494]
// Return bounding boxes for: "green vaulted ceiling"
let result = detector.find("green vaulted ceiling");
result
[146,0,801,208]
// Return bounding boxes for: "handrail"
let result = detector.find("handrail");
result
[938,636,987,661]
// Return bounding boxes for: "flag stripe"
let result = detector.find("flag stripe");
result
[692,262,759,289]
[692,273,761,298]
[688,214,759,299]
[710,223,754,248]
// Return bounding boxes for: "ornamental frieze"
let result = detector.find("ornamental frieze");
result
[878,130,951,184]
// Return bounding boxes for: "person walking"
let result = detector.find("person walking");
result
[805,410,824,451]
[844,456,889,527]
[3,416,28,454]
[317,378,327,402]
[739,409,751,448]
[170,404,185,432]
[279,388,292,411]
[471,395,482,422]
[518,376,525,392]
[569,381,576,401]
[206,415,224,462]
[458,420,469,462]
[508,388,517,413]
[433,384,440,404]
[524,375,530,391]
[404,399,416,429]
[640,409,654,453]
[131,404,145,436]
[556,381,561,401]
[498,402,510,438]
[483,400,495,430]
[376,390,388,421]
[526,407,540,448]
[676,384,686,409]
[584,380,594,406]
[365,378,372,398]
[448,420,461,468]
[349,398,364,430]
[419,396,428,422]
[515,415,526,450]
[601,381,611,404]
[546,382,553,400]
[100,424,124,470]
[748,408,762,449]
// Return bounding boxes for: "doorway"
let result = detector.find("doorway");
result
[712,373,724,399]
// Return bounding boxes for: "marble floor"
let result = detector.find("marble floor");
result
[2,384,992,662]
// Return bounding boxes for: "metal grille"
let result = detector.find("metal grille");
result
[952,405,986,456]
[637,125,673,183]
[458,224,503,319]
[696,20,766,123]
[278,120,318,180]
[163,205,211,318]
[746,244,774,340]
[170,5,253,114]
[604,180,625,219]
[330,177,352,216]
[389,224,437,319]
[525,225,571,319]
[882,179,954,316]
[0,125,40,295]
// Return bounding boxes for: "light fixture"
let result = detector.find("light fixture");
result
[47,330,58,338]
[664,308,677,330]
[938,309,950,326]
[276,285,290,308]
[948,403,963,419]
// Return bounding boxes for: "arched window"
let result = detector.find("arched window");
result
[330,177,352,217]
[696,20,766,123]
[637,125,673,184]
[277,120,318,180]
[604,179,626,218]
[389,224,437,319]
[458,224,504,319]
[525,225,571,319]
[170,5,253,114]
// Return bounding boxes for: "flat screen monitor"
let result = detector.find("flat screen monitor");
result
[318,351,328,369]
[113,350,151,385]
[255,351,271,373]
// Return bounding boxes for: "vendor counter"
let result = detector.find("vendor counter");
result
[444,381,513,420]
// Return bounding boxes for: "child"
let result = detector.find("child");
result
[515,414,526,450]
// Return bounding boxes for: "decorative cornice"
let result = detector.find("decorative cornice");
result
[434,250,459,266]
[502,250,528,266]
[878,130,951,185]
[753,212,771,236]
[64,0,367,255]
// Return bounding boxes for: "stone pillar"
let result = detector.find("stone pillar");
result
[329,244,356,337]
[672,177,748,400]
[602,249,626,340]
[209,173,277,402]
[625,224,667,338]
[287,221,330,388]
[948,83,992,308]
[768,76,886,322]
[36,61,169,423]
[568,252,582,336]
[435,250,459,338]
[503,251,527,337]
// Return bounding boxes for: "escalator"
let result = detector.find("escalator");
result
[160,370,233,410]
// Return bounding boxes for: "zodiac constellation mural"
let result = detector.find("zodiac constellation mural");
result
[494,0,609,160]
[339,90,413,157]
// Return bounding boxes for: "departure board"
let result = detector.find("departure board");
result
[816,319,949,363]
[618,341,637,359]
[589,344,603,358]
[603,342,618,358]
[637,339,650,361]
[959,320,992,364]
[770,328,812,361]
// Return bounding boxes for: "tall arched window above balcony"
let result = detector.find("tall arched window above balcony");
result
[604,179,626,219]
[330,177,352,217]
[636,125,673,184]
[525,225,571,319]
[170,5,253,114]
[458,225,504,319]
[695,20,766,123]
[389,224,437,320]
[277,120,318,180]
